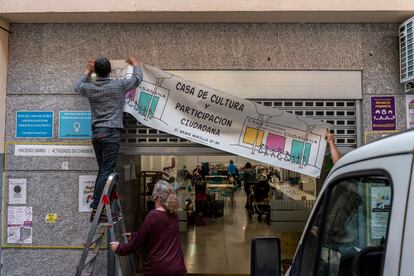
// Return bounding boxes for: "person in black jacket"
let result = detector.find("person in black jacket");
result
[243,162,256,208]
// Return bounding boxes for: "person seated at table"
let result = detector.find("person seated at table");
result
[227,160,242,185]
[227,160,237,176]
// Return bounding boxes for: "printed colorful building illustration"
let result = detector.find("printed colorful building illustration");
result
[239,117,320,167]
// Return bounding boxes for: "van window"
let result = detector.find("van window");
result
[298,175,391,276]
[295,198,324,276]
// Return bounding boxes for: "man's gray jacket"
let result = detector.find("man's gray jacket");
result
[75,66,143,129]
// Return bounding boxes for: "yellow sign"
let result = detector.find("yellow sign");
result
[45,213,58,223]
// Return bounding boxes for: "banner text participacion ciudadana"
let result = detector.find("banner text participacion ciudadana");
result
[112,61,330,177]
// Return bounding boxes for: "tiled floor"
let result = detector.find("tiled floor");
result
[180,189,300,275]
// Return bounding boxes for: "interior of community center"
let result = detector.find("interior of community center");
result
[1,2,414,275]
[136,154,320,274]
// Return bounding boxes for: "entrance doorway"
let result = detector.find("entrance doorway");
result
[116,95,359,274]
[117,153,320,274]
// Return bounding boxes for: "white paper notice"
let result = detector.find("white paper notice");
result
[8,179,27,205]
[370,186,391,240]
[7,206,33,244]
[116,62,330,177]
[406,95,414,129]
[79,175,96,212]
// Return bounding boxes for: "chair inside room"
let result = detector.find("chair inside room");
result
[221,186,236,206]
[251,237,281,276]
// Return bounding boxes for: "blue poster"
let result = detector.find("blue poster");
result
[59,111,92,139]
[16,111,54,138]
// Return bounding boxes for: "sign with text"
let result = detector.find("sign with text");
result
[16,111,53,138]
[371,96,396,131]
[7,206,32,244]
[114,62,330,177]
[59,111,92,138]
[406,95,414,129]
[79,175,96,212]
[14,144,95,157]
[112,61,330,177]
[8,179,27,205]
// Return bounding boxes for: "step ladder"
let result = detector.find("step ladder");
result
[75,173,135,276]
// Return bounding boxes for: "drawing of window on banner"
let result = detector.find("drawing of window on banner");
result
[291,140,311,165]
[135,81,169,121]
[238,116,321,169]
[138,65,173,121]
[243,127,264,146]
[138,91,160,118]
[265,133,286,153]
[138,91,159,117]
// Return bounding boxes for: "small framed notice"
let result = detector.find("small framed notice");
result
[9,179,27,205]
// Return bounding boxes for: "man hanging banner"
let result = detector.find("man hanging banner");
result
[112,61,329,177]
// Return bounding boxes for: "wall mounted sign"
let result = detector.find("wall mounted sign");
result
[8,179,27,205]
[16,111,53,138]
[7,206,33,244]
[14,144,95,157]
[113,61,330,177]
[371,96,396,131]
[79,175,96,212]
[406,95,414,129]
[45,213,58,223]
[370,186,391,239]
[59,111,92,139]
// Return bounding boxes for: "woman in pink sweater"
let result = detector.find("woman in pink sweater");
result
[110,180,187,276]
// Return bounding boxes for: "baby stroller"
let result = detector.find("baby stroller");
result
[247,179,271,224]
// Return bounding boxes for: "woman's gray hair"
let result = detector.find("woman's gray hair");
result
[151,180,179,215]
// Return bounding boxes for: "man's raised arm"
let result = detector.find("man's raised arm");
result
[74,59,95,95]
[119,56,143,92]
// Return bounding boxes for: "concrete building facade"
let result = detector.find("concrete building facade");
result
[0,1,414,275]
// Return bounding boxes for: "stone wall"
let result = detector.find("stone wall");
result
[3,23,404,275]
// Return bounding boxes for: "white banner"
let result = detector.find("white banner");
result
[114,62,330,177]
[14,145,95,157]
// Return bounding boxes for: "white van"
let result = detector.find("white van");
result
[276,129,414,276]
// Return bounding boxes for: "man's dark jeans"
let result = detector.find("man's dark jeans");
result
[90,127,120,209]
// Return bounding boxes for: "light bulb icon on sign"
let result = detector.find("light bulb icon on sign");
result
[73,122,81,132]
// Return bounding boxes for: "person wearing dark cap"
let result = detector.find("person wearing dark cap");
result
[75,56,143,221]
[110,180,187,276]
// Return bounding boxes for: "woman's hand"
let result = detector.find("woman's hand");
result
[326,128,335,145]
[123,232,132,241]
[110,241,120,252]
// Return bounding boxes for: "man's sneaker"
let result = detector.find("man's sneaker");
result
[89,208,120,223]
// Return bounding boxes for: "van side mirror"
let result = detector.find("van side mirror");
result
[251,237,281,276]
